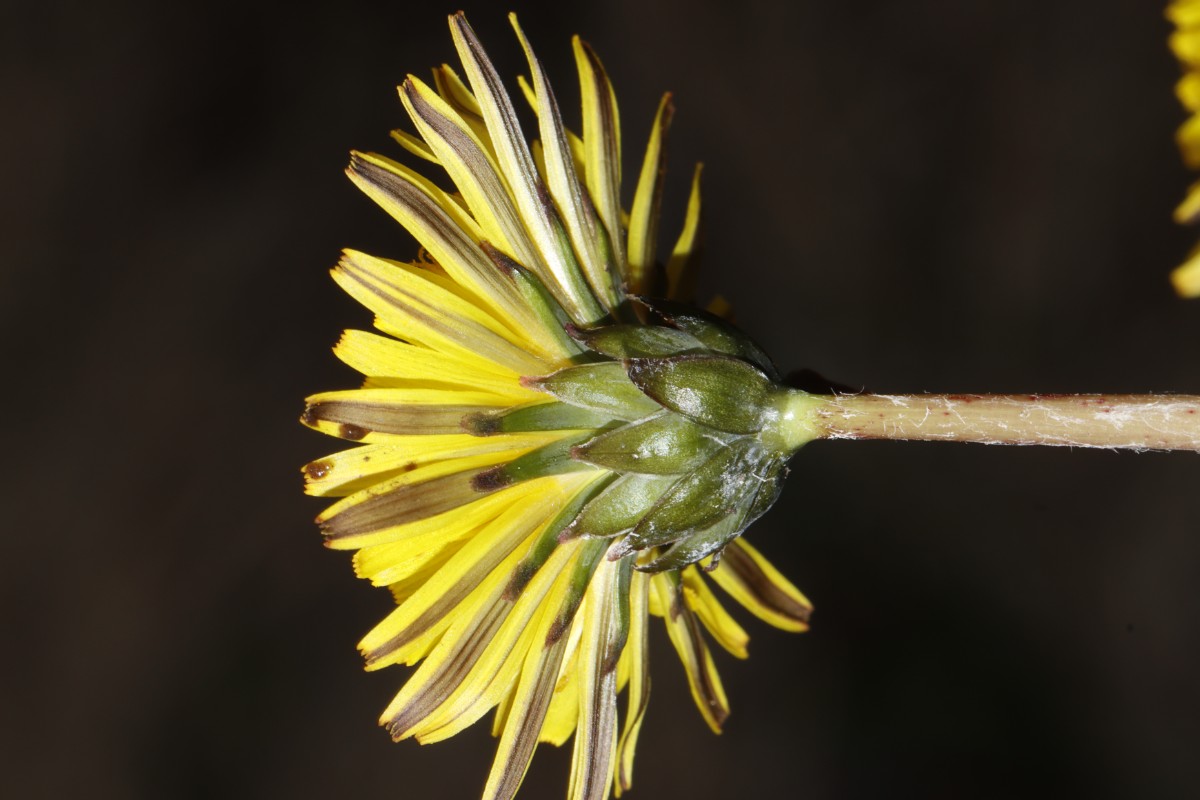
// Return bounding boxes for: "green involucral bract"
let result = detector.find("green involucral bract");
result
[518,304,812,573]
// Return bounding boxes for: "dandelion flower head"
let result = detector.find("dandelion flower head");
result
[302,13,813,799]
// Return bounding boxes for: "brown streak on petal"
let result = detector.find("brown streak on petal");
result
[364,514,542,665]
[504,563,535,601]
[321,469,494,542]
[479,239,522,276]
[339,256,530,371]
[462,411,501,435]
[545,613,572,646]
[305,399,497,435]
[347,154,493,284]
[683,606,729,731]
[385,600,510,739]
[724,542,812,624]
[668,585,685,621]
[472,466,512,492]
[486,635,570,800]
[402,80,504,205]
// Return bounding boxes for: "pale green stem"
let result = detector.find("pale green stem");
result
[771,392,1200,453]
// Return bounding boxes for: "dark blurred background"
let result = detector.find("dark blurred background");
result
[3,0,1199,797]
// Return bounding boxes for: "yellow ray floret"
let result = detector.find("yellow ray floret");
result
[359,478,581,669]
[334,329,536,399]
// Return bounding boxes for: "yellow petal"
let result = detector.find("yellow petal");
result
[491,677,516,738]
[408,543,578,744]
[1178,113,1200,170]
[512,16,617,316]
[681,566,750,659]
[301,386,508,444]
[348,151,549,342]
[359,479,573,669]
[381,589,512,738]
[666,164,703,301]
[334,249,552,374]
[1179,73,1200,114]
[651,573,729,733]
[388,128,439,162]
[388,474,606,741]
[303,432,558,497]
[432,63,491,147]
[1172,246,1200,297]
[1171,26,1200,67]
[333,329,535,400]
[614,571,650,796]
[705,294,732,319]
[705,539,813,632]
[1168,0,1200,29]
[383,546,462,608]
[317,450,547,550]
[516,74,587,179]
[573,36,625,275]
[481,548,593,800]
[450,13,604,323]
[537,539,609,746]
[1178,180,1200,228]
[566,559,620,800]
[538,625,582,746]
[400,76,544,282]
[626,94,674,294]
[355,520,474,588]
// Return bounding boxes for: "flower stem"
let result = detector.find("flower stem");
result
[777,392,1200,452]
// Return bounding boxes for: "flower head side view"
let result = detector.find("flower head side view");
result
[302,12,1200,800]
[301,13,813,800]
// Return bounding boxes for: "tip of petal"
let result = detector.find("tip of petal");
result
[301,458,333,487]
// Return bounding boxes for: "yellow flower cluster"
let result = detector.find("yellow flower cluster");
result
[1169,0,1200,295]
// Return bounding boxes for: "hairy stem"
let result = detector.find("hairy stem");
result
[780,393,1200,452]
